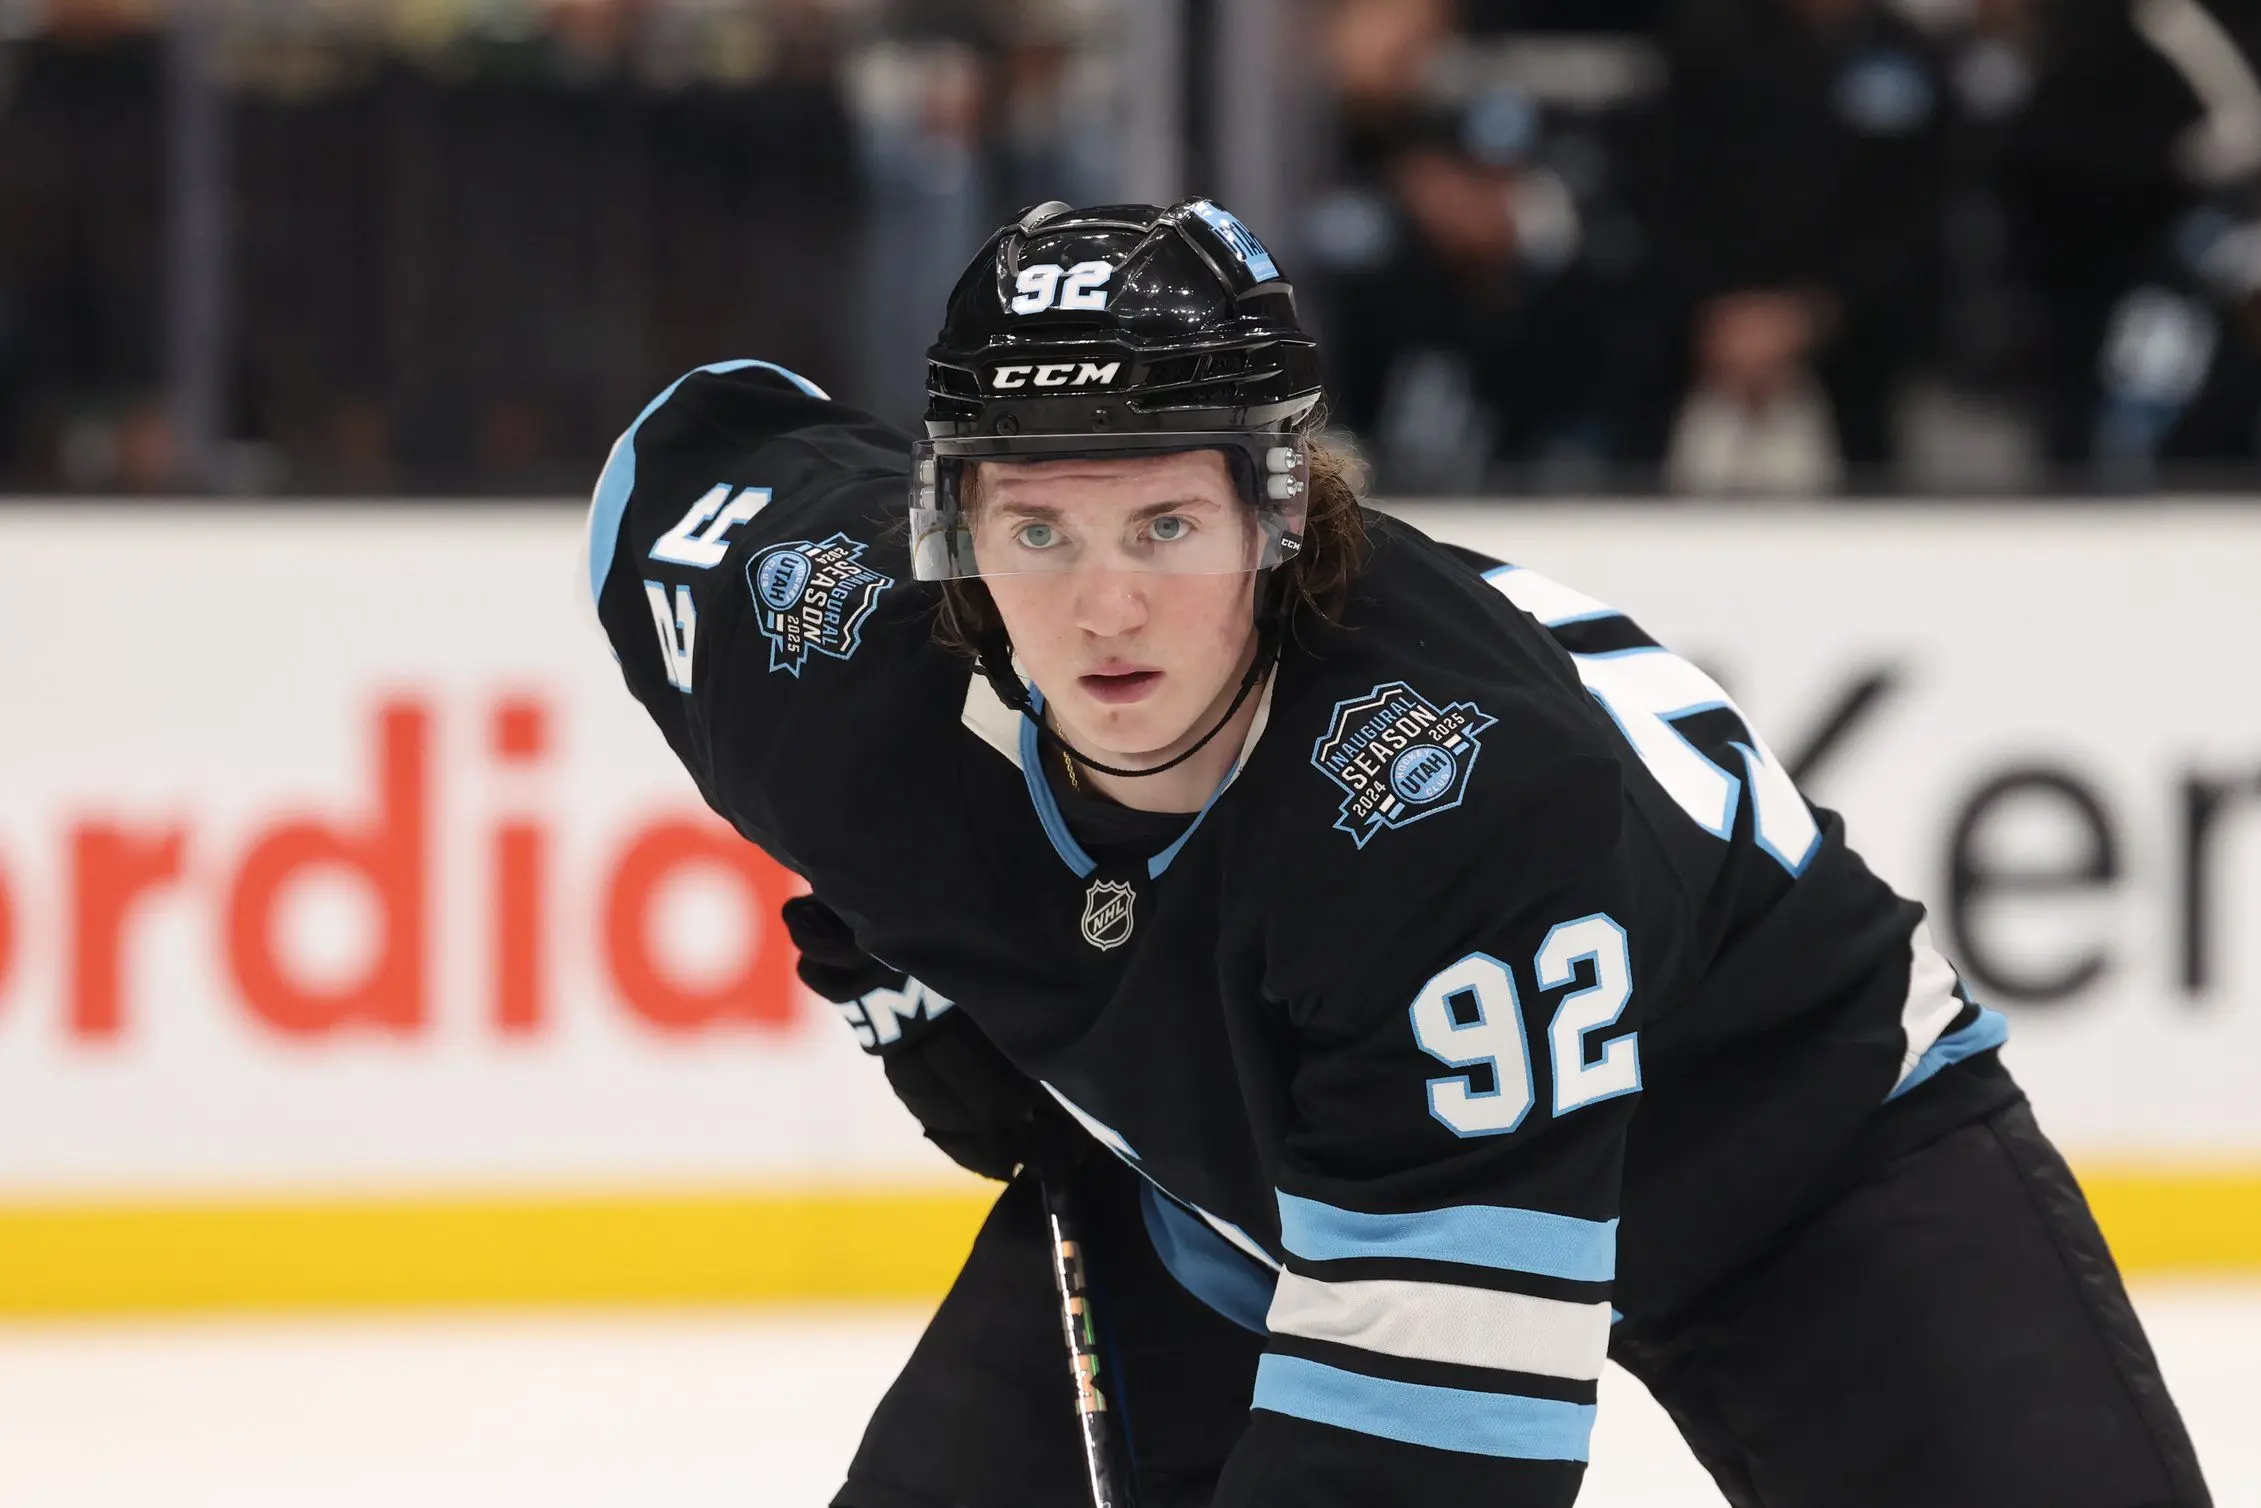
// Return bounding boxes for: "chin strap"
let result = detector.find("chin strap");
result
[977,576,1285,782]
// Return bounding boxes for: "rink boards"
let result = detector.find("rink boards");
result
[0,500,2256,1309]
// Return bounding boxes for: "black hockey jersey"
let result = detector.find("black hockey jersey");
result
[589,362,2014,1506]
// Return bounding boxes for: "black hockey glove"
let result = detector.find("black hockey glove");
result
[781,892,897,1003]
[782,895,1066,1183]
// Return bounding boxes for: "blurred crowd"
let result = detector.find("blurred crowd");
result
[1310,0,2261,492]
[6,0,2261,495]
[0,0,1115,494]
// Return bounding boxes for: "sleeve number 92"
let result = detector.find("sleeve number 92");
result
[1409,913,1638,1137]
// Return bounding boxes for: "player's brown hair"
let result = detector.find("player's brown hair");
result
[932,429,1372,659]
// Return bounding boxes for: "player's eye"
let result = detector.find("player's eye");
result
[1148,514,1193,543]
[1016,522,1061,549]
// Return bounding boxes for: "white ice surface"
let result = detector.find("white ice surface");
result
[0,1285,2249,1505]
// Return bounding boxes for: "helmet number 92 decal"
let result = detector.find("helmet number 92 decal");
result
[1012,260,1113,315]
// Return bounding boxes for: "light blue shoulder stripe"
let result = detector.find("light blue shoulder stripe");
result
[1253,1355,1595,1462]
[1887,1004,2009,1101]
[584,360,828,608]
[1276,1191,1616,1282]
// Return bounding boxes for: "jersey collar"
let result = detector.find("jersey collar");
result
[961,668,1276,881]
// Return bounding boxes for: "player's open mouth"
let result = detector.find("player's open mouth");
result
[1080,669,1162,704]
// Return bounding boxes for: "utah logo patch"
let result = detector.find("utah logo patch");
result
[1080,879,1137,951]
[1311,681,1496,847]
[745,534,893,677]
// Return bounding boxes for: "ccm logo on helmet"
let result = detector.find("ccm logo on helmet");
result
[987,361,1122,391]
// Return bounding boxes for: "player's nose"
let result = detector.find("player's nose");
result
[1070,570,1149,638]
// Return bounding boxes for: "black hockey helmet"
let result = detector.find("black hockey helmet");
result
[911,199,1322,584]
[923,198,1322,440]
[916,198,1323,782]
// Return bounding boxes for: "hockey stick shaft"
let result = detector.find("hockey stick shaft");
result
[1035,1151,1138,1508]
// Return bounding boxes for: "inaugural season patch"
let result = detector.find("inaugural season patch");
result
[1311,681,1496,847]
[744,534,893,677]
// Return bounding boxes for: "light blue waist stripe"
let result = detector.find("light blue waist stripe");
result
[1253,1355,1595,1462]
[1276,1191,1616,1282]
[584,359,828,608]
[1888,1004,2010,1101]
[1139,1183,1275,1333]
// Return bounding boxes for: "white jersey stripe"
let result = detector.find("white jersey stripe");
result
[1482,564,1621,628]
[1267,1272,1611,1381]
[1894,920,1966,1091]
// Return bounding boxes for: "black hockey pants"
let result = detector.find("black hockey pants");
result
[832,1099,2210,1508]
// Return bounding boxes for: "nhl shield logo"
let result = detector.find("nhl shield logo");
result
[1080,880,1137,951]
[1311,680,1496,847]
[744,533,894,677]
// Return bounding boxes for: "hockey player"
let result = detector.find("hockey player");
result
[588,200,2209,1508]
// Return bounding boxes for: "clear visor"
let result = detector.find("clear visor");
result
[910,431,1309,581]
